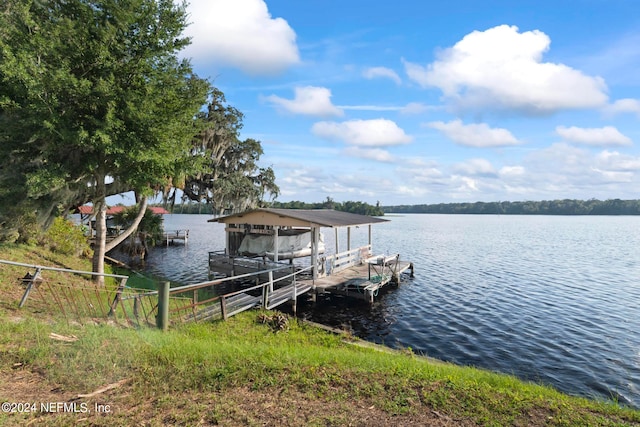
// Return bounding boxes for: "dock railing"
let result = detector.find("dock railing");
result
[208,250,293,277]
[161,263,314,325]
[162,229,189,246]
[320,244,371,277]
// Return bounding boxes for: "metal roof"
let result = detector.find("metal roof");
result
[214,208,388,228]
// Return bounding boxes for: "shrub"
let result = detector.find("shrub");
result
[44,217,90,257]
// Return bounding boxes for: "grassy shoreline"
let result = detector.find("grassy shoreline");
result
[1,244,639,426]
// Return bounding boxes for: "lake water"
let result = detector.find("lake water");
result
[140,213,640,408]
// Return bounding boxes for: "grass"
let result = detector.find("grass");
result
[1,244,640,426]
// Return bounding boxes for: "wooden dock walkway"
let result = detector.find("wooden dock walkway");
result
[183,280,314,322]
[184,292,260,322]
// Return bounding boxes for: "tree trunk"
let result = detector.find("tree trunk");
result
[104,195,148,252]
[92,174,148,284]
[92,175,108,285]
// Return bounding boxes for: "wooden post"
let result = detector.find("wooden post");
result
[291,278,297,317]
[311,226,319,281]
[335,228,339,254]
[157,281,170,331]
[220,296,228,320]
[368,224,372,253]
[262,282,268,309]
[273,226,279,262]
[347,226,351,252]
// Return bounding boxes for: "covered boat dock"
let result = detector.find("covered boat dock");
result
[209,208,414,304]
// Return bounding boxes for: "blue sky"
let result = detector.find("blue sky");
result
[175,0,640,205]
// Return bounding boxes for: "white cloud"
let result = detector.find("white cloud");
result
[523,142,640,189]
[499,165,526,177]
[596,150,640,171]
[312,119,413,147]
[183,0,299,75]
[344,147,395,162]
[403,25,608,114]
[400,102,431,115]
[555,126,632,146]
[427,119,520,147]
[339,105,404,111]
[453,158,497,177]
[338,102,436,114]
[603,98,640,117]
[362,66,402,85]
[265,86,344,117]
[454,176,480,193]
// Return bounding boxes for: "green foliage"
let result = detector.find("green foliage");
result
[175,89,279,214]
[0,207,39,244]
[153,202,214,215]
[0,0,210,245]
[43,217,90,256]
[112,206,164,246]
[0,309,637,425]
[272,198,385,216]
[383,198,640,215]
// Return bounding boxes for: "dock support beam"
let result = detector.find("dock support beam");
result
[311,226,320,281]
[273,226,279,262]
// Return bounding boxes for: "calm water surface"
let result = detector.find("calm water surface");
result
[143,214,640,408]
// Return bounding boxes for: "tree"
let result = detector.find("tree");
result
[174,90,279,214]
[0,0,210,282]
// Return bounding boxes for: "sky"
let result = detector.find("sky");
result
[172,0,640,206]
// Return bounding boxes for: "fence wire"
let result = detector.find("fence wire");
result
[0,259,179,328]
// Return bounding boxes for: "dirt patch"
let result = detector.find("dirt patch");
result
[0,369,474,426]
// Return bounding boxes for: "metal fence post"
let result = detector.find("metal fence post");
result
[157,281,170,331]
[18,267,42,308]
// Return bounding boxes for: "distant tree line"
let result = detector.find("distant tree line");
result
[382,199,640,215]
[272,198,385,216]
[151,202,214,215]
[155,198,385,216]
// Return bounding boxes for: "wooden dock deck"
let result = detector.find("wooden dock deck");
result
[163,229,189,246]
[299,255,414,303]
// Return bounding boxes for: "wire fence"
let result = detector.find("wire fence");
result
[1,259,168,327]
[2,258,313,328]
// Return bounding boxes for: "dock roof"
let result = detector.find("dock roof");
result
[213,208,388,228]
